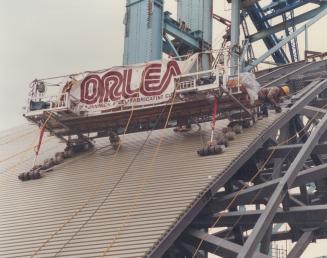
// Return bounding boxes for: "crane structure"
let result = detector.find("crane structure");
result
[17,1,327,258]
[122,0,327,71]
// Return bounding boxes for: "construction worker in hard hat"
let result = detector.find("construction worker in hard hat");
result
[258,85,289,116]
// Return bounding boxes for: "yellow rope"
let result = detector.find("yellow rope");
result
[0,114,54,165]
[29,107,134,258]
[191,104,327,257]
[99,88,179,257]
[0,129,36,145]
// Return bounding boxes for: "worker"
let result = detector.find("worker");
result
[258,85,289,116]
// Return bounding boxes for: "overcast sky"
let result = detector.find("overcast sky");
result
[1,1,327,257]
[0,0,125,131]
[1,0,327,132]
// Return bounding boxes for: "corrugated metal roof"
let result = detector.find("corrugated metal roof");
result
[0,113,282,258]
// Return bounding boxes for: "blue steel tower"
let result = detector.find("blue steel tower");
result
[123,0,327,72]
[123,0,213,66]
[123,0,164,65]
[176,0,213,46]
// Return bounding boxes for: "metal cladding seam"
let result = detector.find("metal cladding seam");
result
[0,113,282,258]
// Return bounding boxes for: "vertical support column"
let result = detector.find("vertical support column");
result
[123,0,164,65]
[177,0,213,45]
[177,0,213,70]
[231,0,241,75]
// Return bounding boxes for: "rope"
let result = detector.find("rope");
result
[0,139,37,178]
[210,96,218,143]
[99,85,179,258]
[52,99,174,257]
[0,137,54,165]
[31,86,176,257]
[0,143,42,164]
[212,122,315,255]
[51,78,184,257]
[30,107,134,258]
[0,113,53,165]
[191,103,327,257]
[33,113,53,167]
[0,129,35,145]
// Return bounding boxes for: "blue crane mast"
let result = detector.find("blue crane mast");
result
[245,2,290,65]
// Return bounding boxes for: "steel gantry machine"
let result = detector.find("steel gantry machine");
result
[122,0,327,257]
[156,64,327,258]
[21,0,327,257]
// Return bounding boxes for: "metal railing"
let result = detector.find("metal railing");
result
[26,93,72,113]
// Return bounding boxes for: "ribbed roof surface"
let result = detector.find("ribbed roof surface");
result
[0,113,282,258]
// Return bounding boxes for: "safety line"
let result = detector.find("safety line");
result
[212,124,314,255]
[52,99,174,257]
[0,113,53,165]
[191,103,327,257]
[0,134,56,165]
[31,86,176,257]
[30,107,134,258]
[99,85,179,257]
[33,112,53,167]
[212,121,316,255]
[0,129,36,146]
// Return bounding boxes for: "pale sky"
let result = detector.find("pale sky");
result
[0,2,327,256]
[1,0,327,132]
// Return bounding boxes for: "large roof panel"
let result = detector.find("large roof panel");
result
[0,113,282,258]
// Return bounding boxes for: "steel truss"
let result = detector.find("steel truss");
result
[243,1,327,71]
[148,69,327,257]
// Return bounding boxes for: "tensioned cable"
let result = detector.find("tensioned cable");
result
[29,106,135,258]
[212,121,315,255]
[52,96,177,257]
[191,102,327,257]
[0,129,36,146]
[31,86,178,257]
[99,87,179,257]
[0,140,51,164]
[0,113,54,165]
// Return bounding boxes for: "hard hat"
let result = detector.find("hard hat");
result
[281,85,290,95]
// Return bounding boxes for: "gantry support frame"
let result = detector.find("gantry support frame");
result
[146,66,327,257]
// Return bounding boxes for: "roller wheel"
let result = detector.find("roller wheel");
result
[33,171,41,180]
[204,147,211,156]
[233,125,243,134]
[30,171,36,180]
[64,148,74,158]
[242,120,253,128]
[197,148,205,156]
[18,173,25,181]
[48,158,55,167]
[112,142,120,150]
[55,152,65,164]
[208,146,215,155]
[83,143,93,151]
[24,172,31,181]
[214,145,224,154]
[225,131,236,141]
[216,139,224,146]
[222,127,229,134]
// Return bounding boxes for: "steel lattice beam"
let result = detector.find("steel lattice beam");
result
[238,102,327,257]
[205,163,327,213]
[286,230,315,258]
[245,7,327,71]
[249,3,327,43]
[184,229,271,258]
[196,205,327,228]
[267,143,327,159]
[149,79,327,258]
